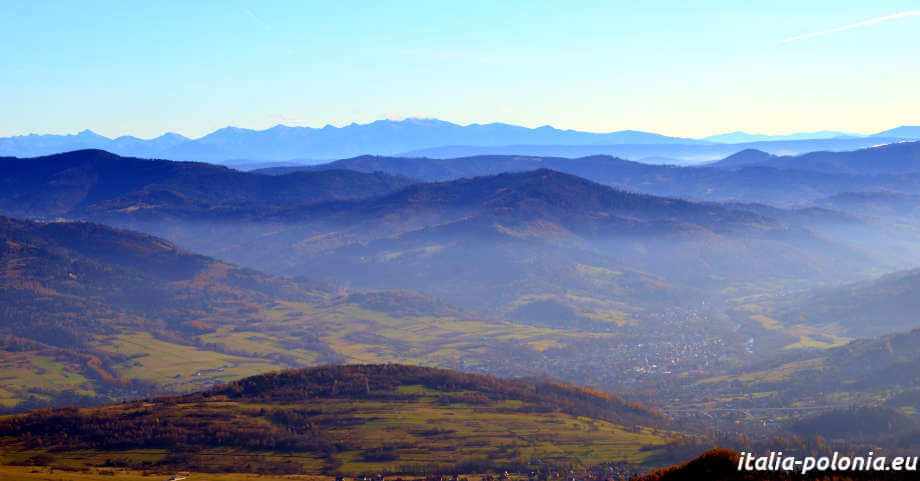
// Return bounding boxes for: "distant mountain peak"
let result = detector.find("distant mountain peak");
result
[707,149,778,168]
[214,125,249,133]
[49,148,122,159]
[872,125,920,139]
[728,148,773,158]
[155,132,189,140]
[74,129,109,140]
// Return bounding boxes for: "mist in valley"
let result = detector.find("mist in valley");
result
[3,3,920,476]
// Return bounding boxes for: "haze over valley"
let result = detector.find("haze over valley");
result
[7,136,920,480]
[4,2,920,479]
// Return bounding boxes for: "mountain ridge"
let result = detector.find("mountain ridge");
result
[708,141,920,175]
[0,149,417,219]
[0,119,706,162]
[702,130,857,143]
[0,150,886,319]
[90,165,874,320]
[4,120,919,164]
[270,150,920,203]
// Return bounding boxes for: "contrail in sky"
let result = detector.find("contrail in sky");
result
[781,10,920,43]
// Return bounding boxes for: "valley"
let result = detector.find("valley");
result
[3,141,920,478]
[7,4,920,478]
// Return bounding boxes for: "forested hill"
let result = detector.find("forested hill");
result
[0,215,323,348]
[709,141,920,175]
[0,364,673,475]
[770,267,920,337]
[0,216,556,412]
[208,363,662,424]
[270,150,920,203]
[0,149,416,218]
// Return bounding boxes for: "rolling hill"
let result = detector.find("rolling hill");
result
[6,151,920,358]
[4,151,915,350]
[715,200,920,269]
[709,142,920,175]
[808,191,920,222]
[771,267,920,338]
[674,327,920,465]
[10,149,920,215]
[705,261,920,362]
[694,326,920,412]
[0,216,621,412]
[0,149,416,219]
[706,149,778,168]
[90,168,874,322]
[273,151,920,203]
[0,364,677,475]
[398,137,904,162]
[0,363,910,479]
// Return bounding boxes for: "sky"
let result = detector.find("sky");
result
[1,1,918,139]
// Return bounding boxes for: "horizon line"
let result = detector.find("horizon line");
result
[0,118,910,142]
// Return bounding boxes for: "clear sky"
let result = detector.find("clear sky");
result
[2,1,918,139]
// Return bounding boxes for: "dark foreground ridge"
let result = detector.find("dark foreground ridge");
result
[208,363,661,421]
[0,364,669,475]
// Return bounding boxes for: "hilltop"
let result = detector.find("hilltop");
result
[0,364,675,475]
[0,363,906,478]
[706,149,777,168]
[709,141,920,175]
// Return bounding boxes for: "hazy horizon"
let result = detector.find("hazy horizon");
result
[0,116,913,143]
[2,1,918,139]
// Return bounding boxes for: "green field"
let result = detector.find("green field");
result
[0,365,678,476]
[1,292,616,408]
[0,395,673,475]
[0,352,94,407]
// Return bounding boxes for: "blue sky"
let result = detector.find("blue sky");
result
[2,1,918,138]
